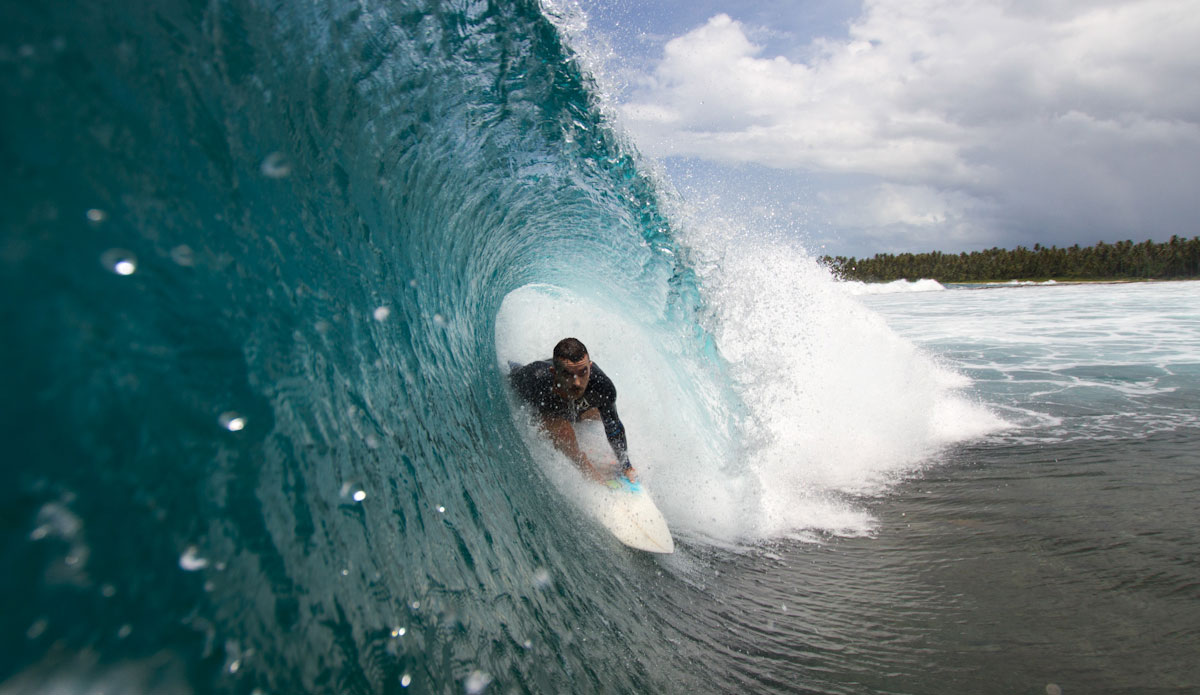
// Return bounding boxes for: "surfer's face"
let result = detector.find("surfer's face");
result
[552,357,591,400]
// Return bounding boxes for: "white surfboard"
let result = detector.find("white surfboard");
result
[570,420,674,553]
[586,476,675,554]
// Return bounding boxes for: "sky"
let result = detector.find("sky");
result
[569,0,1200,258]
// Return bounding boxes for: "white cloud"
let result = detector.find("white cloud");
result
[619,1,1200,249]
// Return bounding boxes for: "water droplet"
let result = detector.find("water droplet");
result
[170,245,194,266]
[408,279,417,288]
[353,490,366,502]
[410,601,420,610]
[117,624,132,639]
[219,412,246,431]
[391,626,406,637]
[26,619,48,640]
[260,152,291,178]
[400,674,412,687]
[1046,685,1062,695]
[365,434,379,449]
[341,569,349,576]
[101,584,116,597]
[532,567,552,589]
[86,208,107,223]
[179,546,209,571]
[464,670,491,694]
[101,249,137,275]
[522,639,532,649]
[373,306,390,322]
[432,313,445,325]
[229,659,241,674]
[436,505,445,513]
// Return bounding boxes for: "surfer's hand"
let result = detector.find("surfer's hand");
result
[623,465,637,482]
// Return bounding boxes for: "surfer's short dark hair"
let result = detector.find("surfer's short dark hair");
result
[553,337,588,363]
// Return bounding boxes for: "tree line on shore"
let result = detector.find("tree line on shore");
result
[822,236,1200,283]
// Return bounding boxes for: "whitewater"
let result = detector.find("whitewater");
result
[3,0,1198,693]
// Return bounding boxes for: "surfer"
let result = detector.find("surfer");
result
[509,338,637,483]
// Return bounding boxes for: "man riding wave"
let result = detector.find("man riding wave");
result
[509,338,637,482]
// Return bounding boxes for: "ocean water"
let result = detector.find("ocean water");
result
[3,0,1198,693]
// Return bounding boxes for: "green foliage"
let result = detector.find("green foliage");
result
[822,236,1200,283]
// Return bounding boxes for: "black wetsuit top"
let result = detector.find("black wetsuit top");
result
[509,360,631,467]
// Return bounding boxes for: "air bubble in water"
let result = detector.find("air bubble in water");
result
[391,626,407,637]
[86,208,107,223]
[101,249,137,275]
[353,490,367,502]
[219,412,246,431]
[373,306,391,322]
[400,674,412,687]
[260,152,291,178]
[532,567,552,589]
[432,313,445,325]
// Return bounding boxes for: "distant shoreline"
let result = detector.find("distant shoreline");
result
[945,278,1163,287]
[823,237,1200,284]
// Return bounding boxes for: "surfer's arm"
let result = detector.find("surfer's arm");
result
[597,404,636,480]
[540,416,606,481]
[579,408,636,481]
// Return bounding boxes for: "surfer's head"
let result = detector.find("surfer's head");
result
[551,337,591,400]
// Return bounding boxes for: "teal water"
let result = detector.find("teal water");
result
[4,1,1199,693]
[2,1,708,691]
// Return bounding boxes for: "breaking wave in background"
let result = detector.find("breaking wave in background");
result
[841,278,948,295]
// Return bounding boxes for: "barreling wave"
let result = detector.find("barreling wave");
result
[0,0,1000,692]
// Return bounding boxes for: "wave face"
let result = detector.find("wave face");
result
[1,0,996,692]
